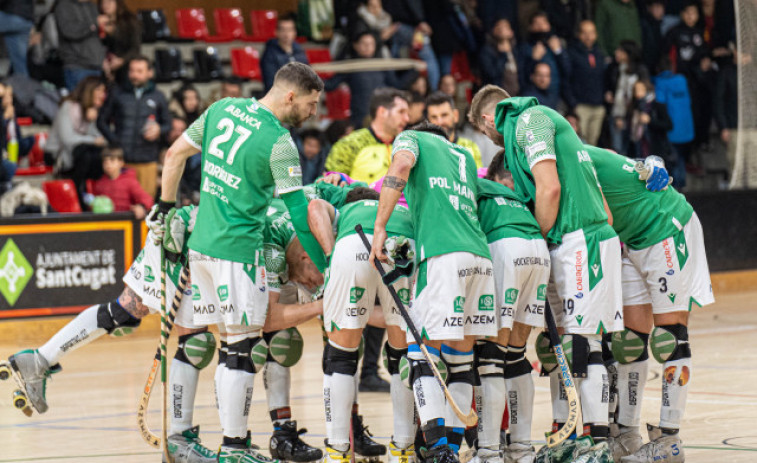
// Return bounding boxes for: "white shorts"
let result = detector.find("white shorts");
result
[123,232,198,329]
[622,214,714,313]
[188,250,268,331]
[547,228,623,334]
[323,233,409,332]
[411,252,497,341]
[489,237,551,331]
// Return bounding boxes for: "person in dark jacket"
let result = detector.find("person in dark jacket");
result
[516,11,568,97]
[542,0,588,41]
[54,0,107,91]
[521,62,559,110]
[713,51,739,172]
[97,56,171,198]
[628,80,674,161]
[383,0,440,89]
[565,20,606,145]
[99,0,141,86]
[0,0,34,76]
[664,2,707,81]
[640,0,665,74]
[478,18,520,96]
[261,14,309,93]
[294,128,328,185]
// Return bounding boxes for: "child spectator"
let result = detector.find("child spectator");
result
[628,80,673,161]
[91,146,153,218]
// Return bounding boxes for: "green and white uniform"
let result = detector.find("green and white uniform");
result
[393,130,495,340]
[587,146,714,313]
[496,97,622,334]
[477,178,550,330]
[324,199,414,332]
[124,206,198,328]
[182,97,303,329]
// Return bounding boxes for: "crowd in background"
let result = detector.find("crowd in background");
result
[0,0,743,215]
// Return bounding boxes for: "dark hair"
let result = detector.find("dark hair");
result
[129,55,152,69]
[223,76,244,86]
[102,146,124,160]
[406,72,430,97]
[325,119,354,144]
[99,0,136,24]
[67,75,105,111]
[485,149,511,182]
[409,91,425,105]
[352,30,377,44]
[426,91,455,109]
[300,128,323,143]
[618,40,643,73]
[278,12,298,25]
[408,121,447,139]
[369,88,410,119]
[273,62,324,93]
[345,187,380,204]
[528,10,549,26]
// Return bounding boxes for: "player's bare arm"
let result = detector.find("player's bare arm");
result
[531,159,561,238]
[307,199,337,257]
[601,190,613,226]
[371,151,413,263]
[161,136,199,202]
[263,292,323,332]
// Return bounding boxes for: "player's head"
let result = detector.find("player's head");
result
[469,84,510,146]
[128,55,153,88]
[344,187,380,204]
[370,88,410,138]
[426,91,458,139]
[271,62,324,127]
[485,149,514,189]
[286,237,324,290]
[407,120,448,139]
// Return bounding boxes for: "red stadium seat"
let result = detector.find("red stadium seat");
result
[230,47,262,81]
[175,8,209,40]
[450,51,475,83]
[43,180,82,213]
[209,8,247,42]
[305,48,333,78]
[248,10,277,42]
[326,86,351,120]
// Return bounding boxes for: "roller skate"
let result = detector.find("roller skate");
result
[469,446,503,463]
[353,414,387,462]
[0,349,59,416]
[164,425,217,463]
[388,441,416,463]
[607,426,643,462]
[419,445,459,463]
[321,441,351,463]
[502,442,535,463]
[269,420,323,462]
[621,425,684,463]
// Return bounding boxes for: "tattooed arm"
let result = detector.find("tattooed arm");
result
[370,151,413,263]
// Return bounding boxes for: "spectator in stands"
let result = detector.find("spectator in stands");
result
[407,92,425,125]
[92,146,153,218]
[714,50,738,173]
[605,40,649,154]
[522,62,559,110]
[99,0,141,86]
[595,0,642,56]
[0,0,34,77]
[641,0,666,74]
[295,128,328,185]
[423,0,475,76]
[664,2,708,81]
[425,91,483,167]
[354,0,397,58]
[383,0,441,89]
[565,112,584,141]
[479,18,520,96]
[46,76,107,202]
[543,0,588,41]
[169,84,204,125]
[211,76,243,102]
[325,32,401,128]
[517,11,567,97]
[325,119,354,146]
[97,56,171,198]
[628,80,673,160]
[0,82,35,162]
[566,20,606,145]
[54,0,107,91]
[439,74,457,97]
[261,13,309,93]
[407,72,429,97]
[325,87,409,184]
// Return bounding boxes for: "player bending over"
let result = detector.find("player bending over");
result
[371,122,496,463]
[470,86,623,462]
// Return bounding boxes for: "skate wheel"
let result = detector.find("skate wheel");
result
[12,390,28,410]
[0,365,10,381]
[21,406,33,417]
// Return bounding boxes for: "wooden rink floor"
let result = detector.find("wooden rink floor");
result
[1,290,756,462]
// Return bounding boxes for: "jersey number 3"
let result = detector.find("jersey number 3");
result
[208,118,252,165]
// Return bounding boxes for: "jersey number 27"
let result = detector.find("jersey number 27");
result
[208,118,251,165]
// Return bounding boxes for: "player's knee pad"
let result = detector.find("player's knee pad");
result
[96,301,141,337]
[322,341,359,376]
[226,336,268,373]
[175,331,216,370]
[402,345,447,388]
[383,341,407,376]
[442,345,475,386]
[610,328,650,365]
[263,328,304,367]
[474,340,506,378]
[650,324,690,363]
[504,344,533,379]
[561,334,603,378]
[535,331,557,374]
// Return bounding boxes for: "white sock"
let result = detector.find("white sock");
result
[326,372,354,448]
[391,373,416,448]
[616,359,648,428]
[217,365,254,439]
[38,305,106,365]
[264,361,291,420]
[578,363,609,426]
[549,368,569,424]
[168,357,200,435]
[506,371,534,444]
[477,374,506,448]
[408,346,446,426]
[660,357,691,429]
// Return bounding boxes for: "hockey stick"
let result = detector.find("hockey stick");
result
[137,263,190,448]
[543,302,580,447]
[355,225,478,427]
[160,247,174,463]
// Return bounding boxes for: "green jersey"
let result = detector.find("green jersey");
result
[476,178,542,243]
[587,146,693,250]
[495,98,609,244]
[304,181,369,209]
[184,97,303,264]
[336,199,414,243]
[392,130,490,261]
[263,199,295,292]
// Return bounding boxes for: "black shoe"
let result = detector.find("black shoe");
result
[358,374,390,393]
[352,414,387,457]
[269,420,323,462]
[420,445,458,463]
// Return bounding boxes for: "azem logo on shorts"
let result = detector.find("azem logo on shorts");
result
[504,288,519,305]
[192,284,201,301]
[144,265,155,283]
[217,285,229,302]
[478,295,494,311]
[0,239,33,306]
[350,287,365,303]
[397,288,410,305]
[537,284,547,301]
[453,296,465,313]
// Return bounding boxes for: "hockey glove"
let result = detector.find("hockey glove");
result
[381,235,415,286]
[162,208,187,257]
[146,200,174,243]
[635,155,671,192]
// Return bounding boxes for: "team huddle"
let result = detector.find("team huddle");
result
[2,63,713,463]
